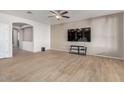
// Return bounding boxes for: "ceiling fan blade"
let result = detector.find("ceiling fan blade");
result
[49,11,57,15]
[48,16,54,17]
[62,16,70,18]
[61,11,68,15]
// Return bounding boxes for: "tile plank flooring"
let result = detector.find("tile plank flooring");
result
[0,50,124,82]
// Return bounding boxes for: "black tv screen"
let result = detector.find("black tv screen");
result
[68,27,91,42]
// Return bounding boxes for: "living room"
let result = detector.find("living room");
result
[1,0,124,92]
[0,10,124,82]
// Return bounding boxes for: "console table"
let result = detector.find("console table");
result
[69,45,87,55]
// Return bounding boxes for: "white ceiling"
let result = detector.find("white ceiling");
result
[0,10,123,25]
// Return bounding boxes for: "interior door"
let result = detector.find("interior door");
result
[0,22,11,58]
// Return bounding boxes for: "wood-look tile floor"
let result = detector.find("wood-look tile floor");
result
[0,49,124,82]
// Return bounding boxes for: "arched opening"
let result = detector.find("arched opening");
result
[12,22,33,56]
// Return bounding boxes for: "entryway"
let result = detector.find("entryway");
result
[12,22,33,56]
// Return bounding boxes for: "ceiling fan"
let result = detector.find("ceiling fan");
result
[48,10,70,20]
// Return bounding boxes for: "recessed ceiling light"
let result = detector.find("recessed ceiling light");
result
[26,11,32,14]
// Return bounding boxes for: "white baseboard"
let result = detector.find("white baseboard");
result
[50,48,68,52]
[92,54,124,60]
[50,48,124,60]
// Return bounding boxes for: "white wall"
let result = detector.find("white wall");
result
[23,27,33,41]
[33,23,50,52]
[22,41,33,52]
[12,29,18,48]
[51,13,124,59]
[0,13,50,57]
[19,29,23,49]
[0,22,12,58]
[123,13,124,58]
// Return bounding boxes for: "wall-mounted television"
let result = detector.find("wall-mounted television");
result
[68,27,91,42]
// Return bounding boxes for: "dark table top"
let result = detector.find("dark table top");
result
[70,45,85,47]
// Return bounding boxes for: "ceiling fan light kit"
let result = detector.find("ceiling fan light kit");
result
[56,15,61,20]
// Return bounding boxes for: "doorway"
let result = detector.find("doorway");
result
[12,22,33,56]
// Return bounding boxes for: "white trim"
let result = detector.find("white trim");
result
[50,48,68,52]
[91,54,124,60]
[123,13,124,58]
[50,48,124,60]
[21,25,33,29]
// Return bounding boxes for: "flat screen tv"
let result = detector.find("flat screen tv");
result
[68,27,91,42]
